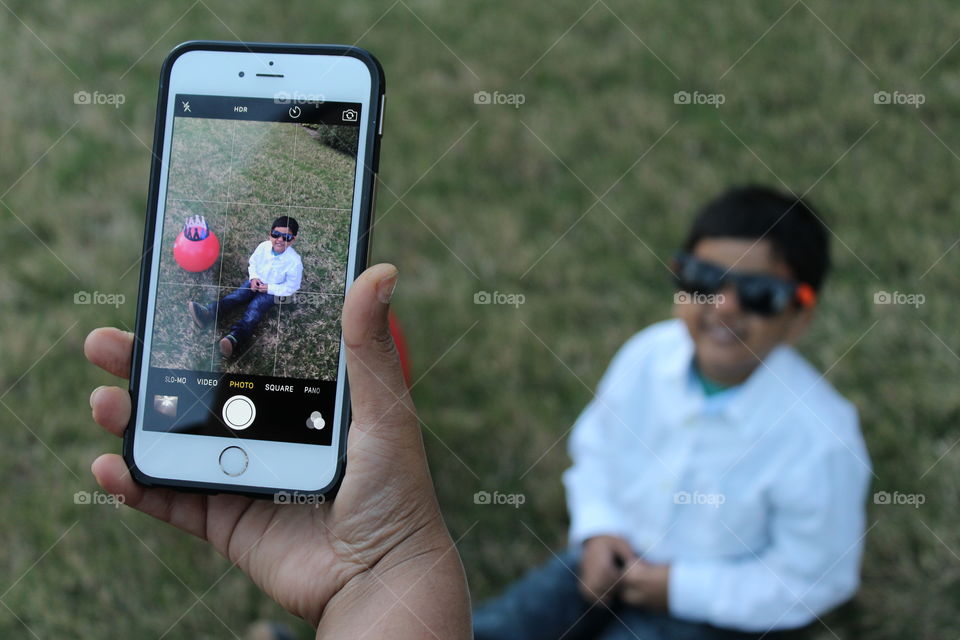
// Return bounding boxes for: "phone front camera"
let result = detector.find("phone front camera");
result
[239,71,245,78]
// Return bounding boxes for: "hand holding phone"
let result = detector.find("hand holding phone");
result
[86,264,471,637]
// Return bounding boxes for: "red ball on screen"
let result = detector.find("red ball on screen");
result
[173,230,220,272]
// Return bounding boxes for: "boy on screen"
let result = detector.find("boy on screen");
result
[473,186,872,639]
[188,216,303,357]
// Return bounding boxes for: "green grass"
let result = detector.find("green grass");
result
[2,1,960,638]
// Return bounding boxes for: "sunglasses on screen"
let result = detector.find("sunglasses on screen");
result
[271,230,295,242]
[672,252,816,317]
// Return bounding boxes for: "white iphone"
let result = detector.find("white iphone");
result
[124,41,385,499]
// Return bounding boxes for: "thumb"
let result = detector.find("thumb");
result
[341,263,413,433]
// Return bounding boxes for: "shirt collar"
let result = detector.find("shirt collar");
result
[654,321,794,429]
[724,344,795,428]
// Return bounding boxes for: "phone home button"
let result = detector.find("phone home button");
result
[218,446,248,477]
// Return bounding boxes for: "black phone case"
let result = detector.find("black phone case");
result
[123,40,385,500]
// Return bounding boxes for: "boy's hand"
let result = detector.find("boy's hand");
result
[84,264,471,639]
[620,559,670,611]
[249,277,267,292]
[578,535,636,603]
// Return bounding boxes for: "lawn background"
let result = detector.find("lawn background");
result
[1,1,959,638]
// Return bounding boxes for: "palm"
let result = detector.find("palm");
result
[175,496,344,625]
[159,440,425,625]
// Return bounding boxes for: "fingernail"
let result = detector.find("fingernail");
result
[90,386,106,409]
[376,270,399,304]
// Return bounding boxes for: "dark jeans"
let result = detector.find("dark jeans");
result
[205,279,275,345]
[473,549,771,640]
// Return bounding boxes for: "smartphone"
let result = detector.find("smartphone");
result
[124,41,385,499]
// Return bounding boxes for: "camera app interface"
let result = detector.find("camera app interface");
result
[143,94,363,445]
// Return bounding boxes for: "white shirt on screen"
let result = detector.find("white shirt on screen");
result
[247,240,303,298]
[562,318,871,632]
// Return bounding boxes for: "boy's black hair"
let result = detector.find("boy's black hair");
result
[271,216,299,237]
[682,185,830,291]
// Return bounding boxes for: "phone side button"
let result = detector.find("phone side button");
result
[378,94,385,136]
[218,446,248,477]
[366,182,377,260]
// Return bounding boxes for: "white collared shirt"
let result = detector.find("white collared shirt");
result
[563,319,871,632]
[247,240,303,298]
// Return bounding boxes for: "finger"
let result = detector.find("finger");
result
[610,537,638,562]
[341,263,414,433]
[90,386,131,437]
[622,558,651,582]
[84,328,135,379]
[90,454,210,540]
[577,572,604,601]
[620,584,642,606]
[583,560,618,593]
[602,564,622,588]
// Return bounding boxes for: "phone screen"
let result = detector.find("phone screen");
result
[142,94,363,446]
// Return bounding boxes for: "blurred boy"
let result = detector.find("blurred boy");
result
[473,186,871,640]
[189,215,303,357]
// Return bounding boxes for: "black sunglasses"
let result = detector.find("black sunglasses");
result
[271,230,294,242]
[672,252,815,317]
